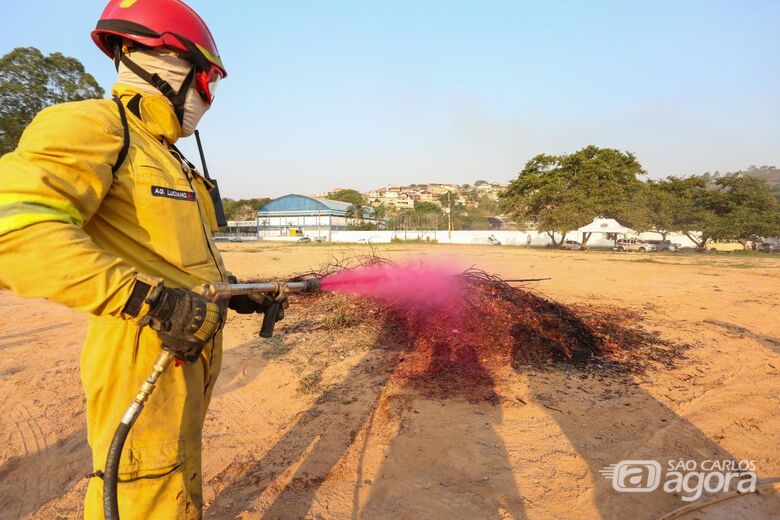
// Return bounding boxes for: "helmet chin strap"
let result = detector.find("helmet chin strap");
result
[114,44,195,124]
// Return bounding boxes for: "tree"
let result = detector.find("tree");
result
[329,189,365,220]
[646,179,681,240]
[222,198,270,221]
[659,176,717,248]
[476,195,499,215]
[452,206,491,230]
[742,165,780,204]
[500,154,586,246]
[703,176,780,249]
[372,203,387,229]
[500,146,647,247]
[413,201,443,215]
[328,189,364,206]
[654,175,780,249]
[647,177,719,245]
[0,47,104,155]
[410,201,442,229]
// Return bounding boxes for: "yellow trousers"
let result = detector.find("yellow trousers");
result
[82,316,222,519]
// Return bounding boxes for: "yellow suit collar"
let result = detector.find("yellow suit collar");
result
[112,83,182,144]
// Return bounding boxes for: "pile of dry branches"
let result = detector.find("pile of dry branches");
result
[266,254,685,382]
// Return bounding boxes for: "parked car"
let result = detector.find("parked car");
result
[228,236,243,243]
[614,238,654,252]
[644,239,677,252]
[297,237,312,243]
[758,242,780,253]
[560,240,581,250]
[706,241,744,253]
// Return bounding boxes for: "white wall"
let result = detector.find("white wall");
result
[329,230,540,245]
[325,229,700,248]
[248,226,700,248]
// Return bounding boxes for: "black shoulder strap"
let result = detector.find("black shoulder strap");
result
[168,144,194,169]
[111,97,130,175]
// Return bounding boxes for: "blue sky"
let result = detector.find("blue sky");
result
[2,1,779,198]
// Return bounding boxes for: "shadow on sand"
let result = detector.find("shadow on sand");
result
[517,330,742,519]
[0,428,88,519]
[207,314,527,519]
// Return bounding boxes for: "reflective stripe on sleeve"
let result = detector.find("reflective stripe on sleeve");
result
[0,194,84,235]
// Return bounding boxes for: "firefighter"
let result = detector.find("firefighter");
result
[0,0,269,517]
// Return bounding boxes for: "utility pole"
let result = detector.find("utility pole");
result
[447,191,452,241]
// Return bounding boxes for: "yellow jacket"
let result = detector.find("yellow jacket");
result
[0,84,228,518]
[0,83,227,304]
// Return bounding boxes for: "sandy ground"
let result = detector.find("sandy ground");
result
[1,243,780,519]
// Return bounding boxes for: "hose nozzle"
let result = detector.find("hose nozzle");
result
[300,278,321,293]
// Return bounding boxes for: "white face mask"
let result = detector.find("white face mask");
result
[117,48,209,137]
[180,84,209,137]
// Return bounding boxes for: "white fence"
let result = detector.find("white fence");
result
[246,229,701,248]
[325,230,700,248]
[245,225,696,247]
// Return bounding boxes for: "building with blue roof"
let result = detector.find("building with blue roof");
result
[257,194,374,240]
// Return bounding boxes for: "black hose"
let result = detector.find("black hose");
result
[104,402,144,520]
[101,351,173,519]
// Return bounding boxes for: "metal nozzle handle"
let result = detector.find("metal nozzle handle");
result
[260,301,283,338]
[204,279,320,301]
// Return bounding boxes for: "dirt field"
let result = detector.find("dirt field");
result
[2,243,780,519]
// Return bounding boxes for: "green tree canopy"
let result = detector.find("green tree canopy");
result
[413,201,443,215]
[328,189,366,219]
[500,146,646,246]
[703,176,780,248]
[646,176,714,246]
[740,165,780,204]
[328,189,365,206]
[222,198,270,221]
[647,178,686,240]
[640,175,780,248]
[1,47,104,155]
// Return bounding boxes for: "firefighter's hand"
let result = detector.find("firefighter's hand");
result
[142,285,223,363]
[227,277,289,321]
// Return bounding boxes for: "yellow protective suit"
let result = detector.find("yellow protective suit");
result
[0,84,228,519]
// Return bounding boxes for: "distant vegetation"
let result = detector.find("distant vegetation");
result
[222,198,269,221]
[328,189,370,222]
[500,146,648,246]
[327,189,364,206]
[722,165,780,204]
[0,47,104,155]
[321,156,780,241]
[324,187,500,231]
[382,199,499,231]
[500,146,780,249]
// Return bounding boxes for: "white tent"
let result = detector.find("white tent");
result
[577,217,634,235]
[577,218,635,247]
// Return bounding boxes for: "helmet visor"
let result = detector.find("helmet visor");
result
[195,66,222,105]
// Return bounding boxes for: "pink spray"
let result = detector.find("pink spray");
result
[320,261,463,310]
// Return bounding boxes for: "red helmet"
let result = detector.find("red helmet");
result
[91,0,227,79]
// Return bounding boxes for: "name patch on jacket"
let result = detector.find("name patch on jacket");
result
[151,186,196,201]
